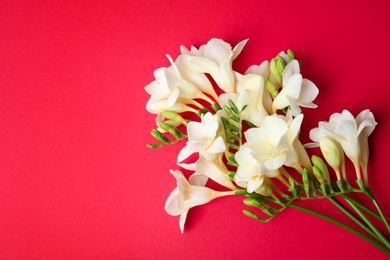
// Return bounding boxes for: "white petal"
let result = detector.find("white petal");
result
[206,136,226,153]
[285,74,302,100]
[195,157,236,190]
[247,178,264,193]
[189,172,209,186]
[289,114,304,140]
[177,162,197,171]
[179,209,189,233]
[334,120,357,140]
[298,79,319,105]
[282,60,300,86]
[186,56,219,75]
[287,96,302,116]
[231,39,248,60]
[309,128,320,142]
[166,88,180,108]
[164,188,181,216]
[177,145,197,162]
[264,153,287,170]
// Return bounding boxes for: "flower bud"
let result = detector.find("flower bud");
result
[311,155,330,183]
[312,165,324,183]
[289,177,298,197]
[161,111,187,125]
[151,129,171,144]
[313,165,328,196]
[302,169,313,188]
[270,58,282,85]
[287,49,295,61]
[265,79,279,98]
[255,183,273,197]
[243,210,266,222]
[243,198,266,209]
[276,55,287,75]
[302,168,313,197]
[319,137,343,180]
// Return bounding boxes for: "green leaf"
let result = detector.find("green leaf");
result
[230,125,239,133]
[230,115,240,123]
[228,99,239,114]
[150,129,171,144]
[223,105,234,117]
[146,143,163,148]
[229,135,240,141]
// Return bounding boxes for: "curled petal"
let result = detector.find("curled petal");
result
[282,60,300,86]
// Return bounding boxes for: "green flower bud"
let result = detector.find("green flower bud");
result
[302,168,312,188]
[313,165,328,196]
[302,168,313,197]
[243,198,266,209]
[287,49,295,61]
[159,121,180,139]
[276,55,287,75]
[270,58,282,85]
[312,165,325,183]
[161,111,187,125]
[311,155,330,183]
[265,79,279,98]
[289,177,298,197]
[150,129,171,144]
[243,210,266,222]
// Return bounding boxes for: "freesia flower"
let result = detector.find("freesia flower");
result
[272,60,319,115]
[243,113,309,172]
[189,156,236,190]
[175,54,219,100]
[180,38,248,93]
[309,109,377,184]
[145,54,217,114]
[165,170,235,233]
[219,73,270,126]
[177,112,226,163]
[234,145,276,193]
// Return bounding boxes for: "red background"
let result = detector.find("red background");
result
[1,0,390,259]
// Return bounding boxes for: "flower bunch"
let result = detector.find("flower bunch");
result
[145,38,390,254]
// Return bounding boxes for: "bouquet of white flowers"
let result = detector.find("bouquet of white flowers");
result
[145,38,390,255]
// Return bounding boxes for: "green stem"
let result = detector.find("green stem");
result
[289,203,390,256]
[341,194,382,221]
[327,197,379,241]
[365,188,390,233]
[343,196,390,250]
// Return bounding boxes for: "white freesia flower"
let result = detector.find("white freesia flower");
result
[145,55,215,114]
[180,38,248,93]
[189,156,236,190]
[219,73,270,126]
[272,60,319,115]
[145,67,192,114]
[310,109,377,183]
[177,112,226,163]
[234,145,276,193]
[243,113,309,172]
[175,54,219,100]
[165,170,235,233]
